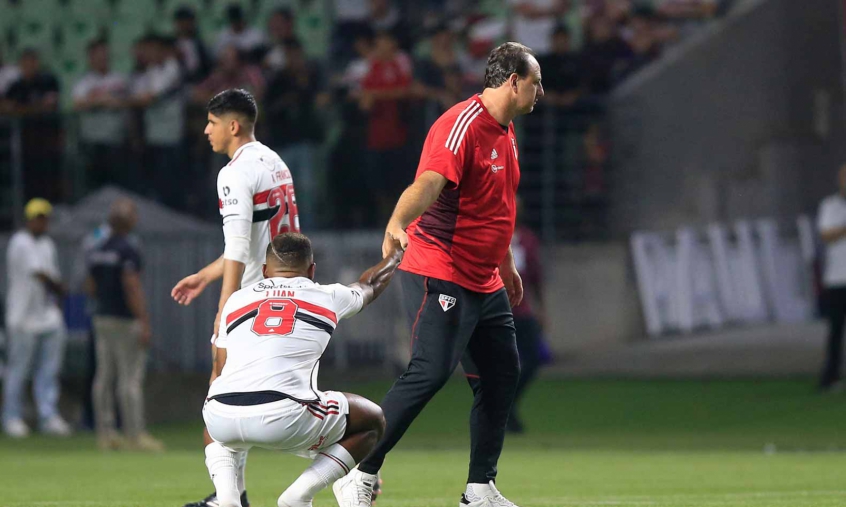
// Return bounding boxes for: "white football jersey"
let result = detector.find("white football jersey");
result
[218,141,300,286]
[208,277,365,402]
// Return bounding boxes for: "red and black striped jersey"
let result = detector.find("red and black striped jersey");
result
[208,277,363,403]
[217,141,300,286]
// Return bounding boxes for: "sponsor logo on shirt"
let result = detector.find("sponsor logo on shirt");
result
[491,165,504,173]
[491,148,498,160]
[438,294,457,312]
[223,186,231,196]
[221,198,238,206]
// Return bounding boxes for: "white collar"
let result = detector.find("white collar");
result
[230,141,260,161]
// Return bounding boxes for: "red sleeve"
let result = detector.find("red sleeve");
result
[416,109,476,188]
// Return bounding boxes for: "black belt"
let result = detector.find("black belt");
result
[208,390,313,406]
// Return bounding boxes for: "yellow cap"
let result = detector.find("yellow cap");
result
[24,198,53,220]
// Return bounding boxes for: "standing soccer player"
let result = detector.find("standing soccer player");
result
[171,88,299,507]
[335,42,543,507]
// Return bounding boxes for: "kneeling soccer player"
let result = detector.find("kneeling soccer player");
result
[202,232,402,507]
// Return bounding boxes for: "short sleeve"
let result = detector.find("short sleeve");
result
[819,199,844,232]
[8,238,39,274]
[330,284,365,320]
[217,167,254,226]
[416,107,477,188]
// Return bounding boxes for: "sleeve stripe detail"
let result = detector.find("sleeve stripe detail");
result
[444,102,481,153]
[451,108,483,154]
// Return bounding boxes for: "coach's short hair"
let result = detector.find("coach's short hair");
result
[207,88,257,125]
[267,233,313,269]
[483,42,535,89]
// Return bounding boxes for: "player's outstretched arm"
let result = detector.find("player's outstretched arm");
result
[354,239,405,307]
[382,171,448,257]
[171,255,224,306]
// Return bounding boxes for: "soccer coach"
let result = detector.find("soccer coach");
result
[338,42,543,507]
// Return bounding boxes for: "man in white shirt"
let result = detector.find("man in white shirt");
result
[131,35,186,210]
[2,199,71,438]
[72,39,129,190]
[204,232,402,507]
[508,0,570,55]
[172,88,299,507]
[818,165,846,390]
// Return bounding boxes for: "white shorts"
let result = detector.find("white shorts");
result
[203,390,349,458]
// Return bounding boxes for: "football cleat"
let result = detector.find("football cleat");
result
[333,468,377,507]
[182,491,249,507]
[459,481,519,507]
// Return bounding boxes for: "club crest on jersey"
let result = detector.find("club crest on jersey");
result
[438,294,457,312]
[491,148,498,160]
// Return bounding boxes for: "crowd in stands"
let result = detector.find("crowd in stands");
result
[0,0,730,230]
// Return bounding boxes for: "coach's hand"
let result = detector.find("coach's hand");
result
[171,273,208,306]
[501,264,524,308]
[383,222,408,258]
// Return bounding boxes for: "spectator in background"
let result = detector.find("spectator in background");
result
[618,16,660,82]
[330,27,375,227]
[507,197,547,433]
[86,198,164,452]
[0,45,20,96]
[817,165,846,391]
[369,0,410,50]
[2,199,70,439]
[581,15,632,94]
[331,0,371,65]
[537,25,583,107]
[2,49,63,202]
[508,0,571,55]
[360,30,413,221]
[214,3,266,61]
[174,6,212,84]
[193,45,265,104]
[265,39,329,230]
[131,35,186,210]
[413,24,465,115]
[72,39,130,191]
[263,8,296,72]
[339,27,375,91]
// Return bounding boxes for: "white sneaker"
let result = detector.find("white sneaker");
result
[333,468,377,507]
[40,416,72,436]
[459,481,519,507]
[3,418,30,438]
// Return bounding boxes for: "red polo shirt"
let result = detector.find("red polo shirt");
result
[400,95,520,293]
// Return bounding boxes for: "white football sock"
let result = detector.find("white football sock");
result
[235,449,248,495]
[205,442,241,507]
[278,444,356,506]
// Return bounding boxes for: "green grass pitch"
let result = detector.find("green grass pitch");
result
[2,379,846,506]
